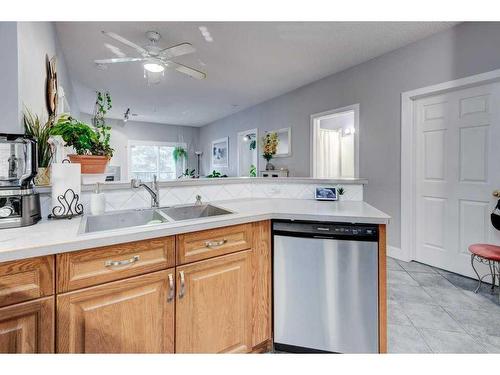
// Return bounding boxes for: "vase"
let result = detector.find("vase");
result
[68,154,110,174]
[35,167,51,186]
[265,161,275,170]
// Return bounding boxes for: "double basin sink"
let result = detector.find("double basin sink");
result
[79,204,233,234]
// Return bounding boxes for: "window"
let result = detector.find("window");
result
[311,104,359,178]
[128,141,186,181]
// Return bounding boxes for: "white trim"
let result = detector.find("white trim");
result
[401,68,500,262]
[387,246,410,263]
[236,128,258,177]
[211,136,229,170]
[310,103,360,178]
[272,127,292,158]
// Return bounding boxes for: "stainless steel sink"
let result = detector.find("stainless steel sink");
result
[79,208,169,234]
[159,204,232,221]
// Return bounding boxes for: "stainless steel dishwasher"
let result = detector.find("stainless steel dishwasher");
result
[273,220,379,353]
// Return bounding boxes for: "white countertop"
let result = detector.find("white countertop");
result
[0,198,390,262]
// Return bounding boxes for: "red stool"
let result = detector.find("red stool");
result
[468,244,500,300]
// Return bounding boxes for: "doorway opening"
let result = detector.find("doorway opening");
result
[311,104,359,178]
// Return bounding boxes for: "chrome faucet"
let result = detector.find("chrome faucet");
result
[131,175,160,208]
[194,194,202,206]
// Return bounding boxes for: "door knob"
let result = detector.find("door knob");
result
[493,190,500,197]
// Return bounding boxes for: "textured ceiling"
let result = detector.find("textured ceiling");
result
[56,22,458,126]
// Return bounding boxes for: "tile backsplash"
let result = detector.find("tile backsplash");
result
[40,181,363,218]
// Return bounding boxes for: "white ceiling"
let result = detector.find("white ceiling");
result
[55,22,457,127]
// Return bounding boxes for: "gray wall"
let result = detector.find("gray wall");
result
[80,114,200,180]
[18,22,80,121]
[199,22,500,249]
[0,22,20,134]
[0,22,79,134]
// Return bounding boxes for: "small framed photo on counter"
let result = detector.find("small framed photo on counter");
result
[315,187,338,201]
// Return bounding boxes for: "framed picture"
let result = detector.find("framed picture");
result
[274,127,292,157]
[315,187,338,201]
[211,137,229,169]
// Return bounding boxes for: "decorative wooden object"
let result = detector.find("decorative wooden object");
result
[46,55,58,118]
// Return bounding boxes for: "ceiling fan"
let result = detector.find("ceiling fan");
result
[94,31,207,80]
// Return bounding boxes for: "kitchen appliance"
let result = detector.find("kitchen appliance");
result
[273,220,379,353]
[0,134,41,229]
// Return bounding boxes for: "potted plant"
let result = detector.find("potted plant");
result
[178,168,196,179]
[337,187,345,201]
[206,170,228,178]
[50,114,114,174]
[249,164,257,177]
[23,109,54,185]
[261,132,279,170]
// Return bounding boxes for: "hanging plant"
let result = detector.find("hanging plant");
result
[92,91,112,128]
[173,146,188,163]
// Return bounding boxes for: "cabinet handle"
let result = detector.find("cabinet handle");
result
[205,239,227,248]
[104,255,140,268]
[167,273,174,302]
[179,271,185,299]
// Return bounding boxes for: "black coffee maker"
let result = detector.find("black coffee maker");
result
[0,133,41,229]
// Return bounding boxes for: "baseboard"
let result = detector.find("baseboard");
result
[387,246,411,262]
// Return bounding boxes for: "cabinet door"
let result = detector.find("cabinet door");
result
[176,250,252,353]
[0,297,54,353]
[57,269,175,353]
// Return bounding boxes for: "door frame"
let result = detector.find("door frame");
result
[236,128,258,177]
[400,68,500,262]
[310,103,360,178]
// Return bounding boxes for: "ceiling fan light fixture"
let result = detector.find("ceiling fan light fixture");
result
[143,62,165,73]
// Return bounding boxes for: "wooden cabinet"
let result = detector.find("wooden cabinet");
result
[0,220,274,354]
[0,255,54,307]
[57,269,175,353]
[175,250,252,353]
[250,220,272,348]
[177,223,252,265]
[0,297,54,353]
[57,236,175,292]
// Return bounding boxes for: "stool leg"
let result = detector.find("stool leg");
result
[489,261,496,294]
[471,254,482,293]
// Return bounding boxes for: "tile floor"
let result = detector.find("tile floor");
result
[387,257,500,353]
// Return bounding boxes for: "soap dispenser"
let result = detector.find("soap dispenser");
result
[90,182,106,215]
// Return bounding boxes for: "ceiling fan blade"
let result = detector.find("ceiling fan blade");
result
[160,43,196,59]
[102,31,148,55]
[104,43,126,58]
[94,57,145,64]
[168,62,206,80]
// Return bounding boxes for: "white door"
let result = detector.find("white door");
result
[415,82,500,278]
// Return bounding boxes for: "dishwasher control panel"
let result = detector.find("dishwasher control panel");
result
[272,220,379,240]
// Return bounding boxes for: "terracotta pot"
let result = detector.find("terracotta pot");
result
[68,154,110,174]
[35,167,51,186]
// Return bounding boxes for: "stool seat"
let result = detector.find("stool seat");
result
[468,244,500,262]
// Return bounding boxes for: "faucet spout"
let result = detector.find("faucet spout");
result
[131,175,160,208]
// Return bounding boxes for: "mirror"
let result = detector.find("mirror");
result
[237,129,258,177]
[274,127,291,157]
